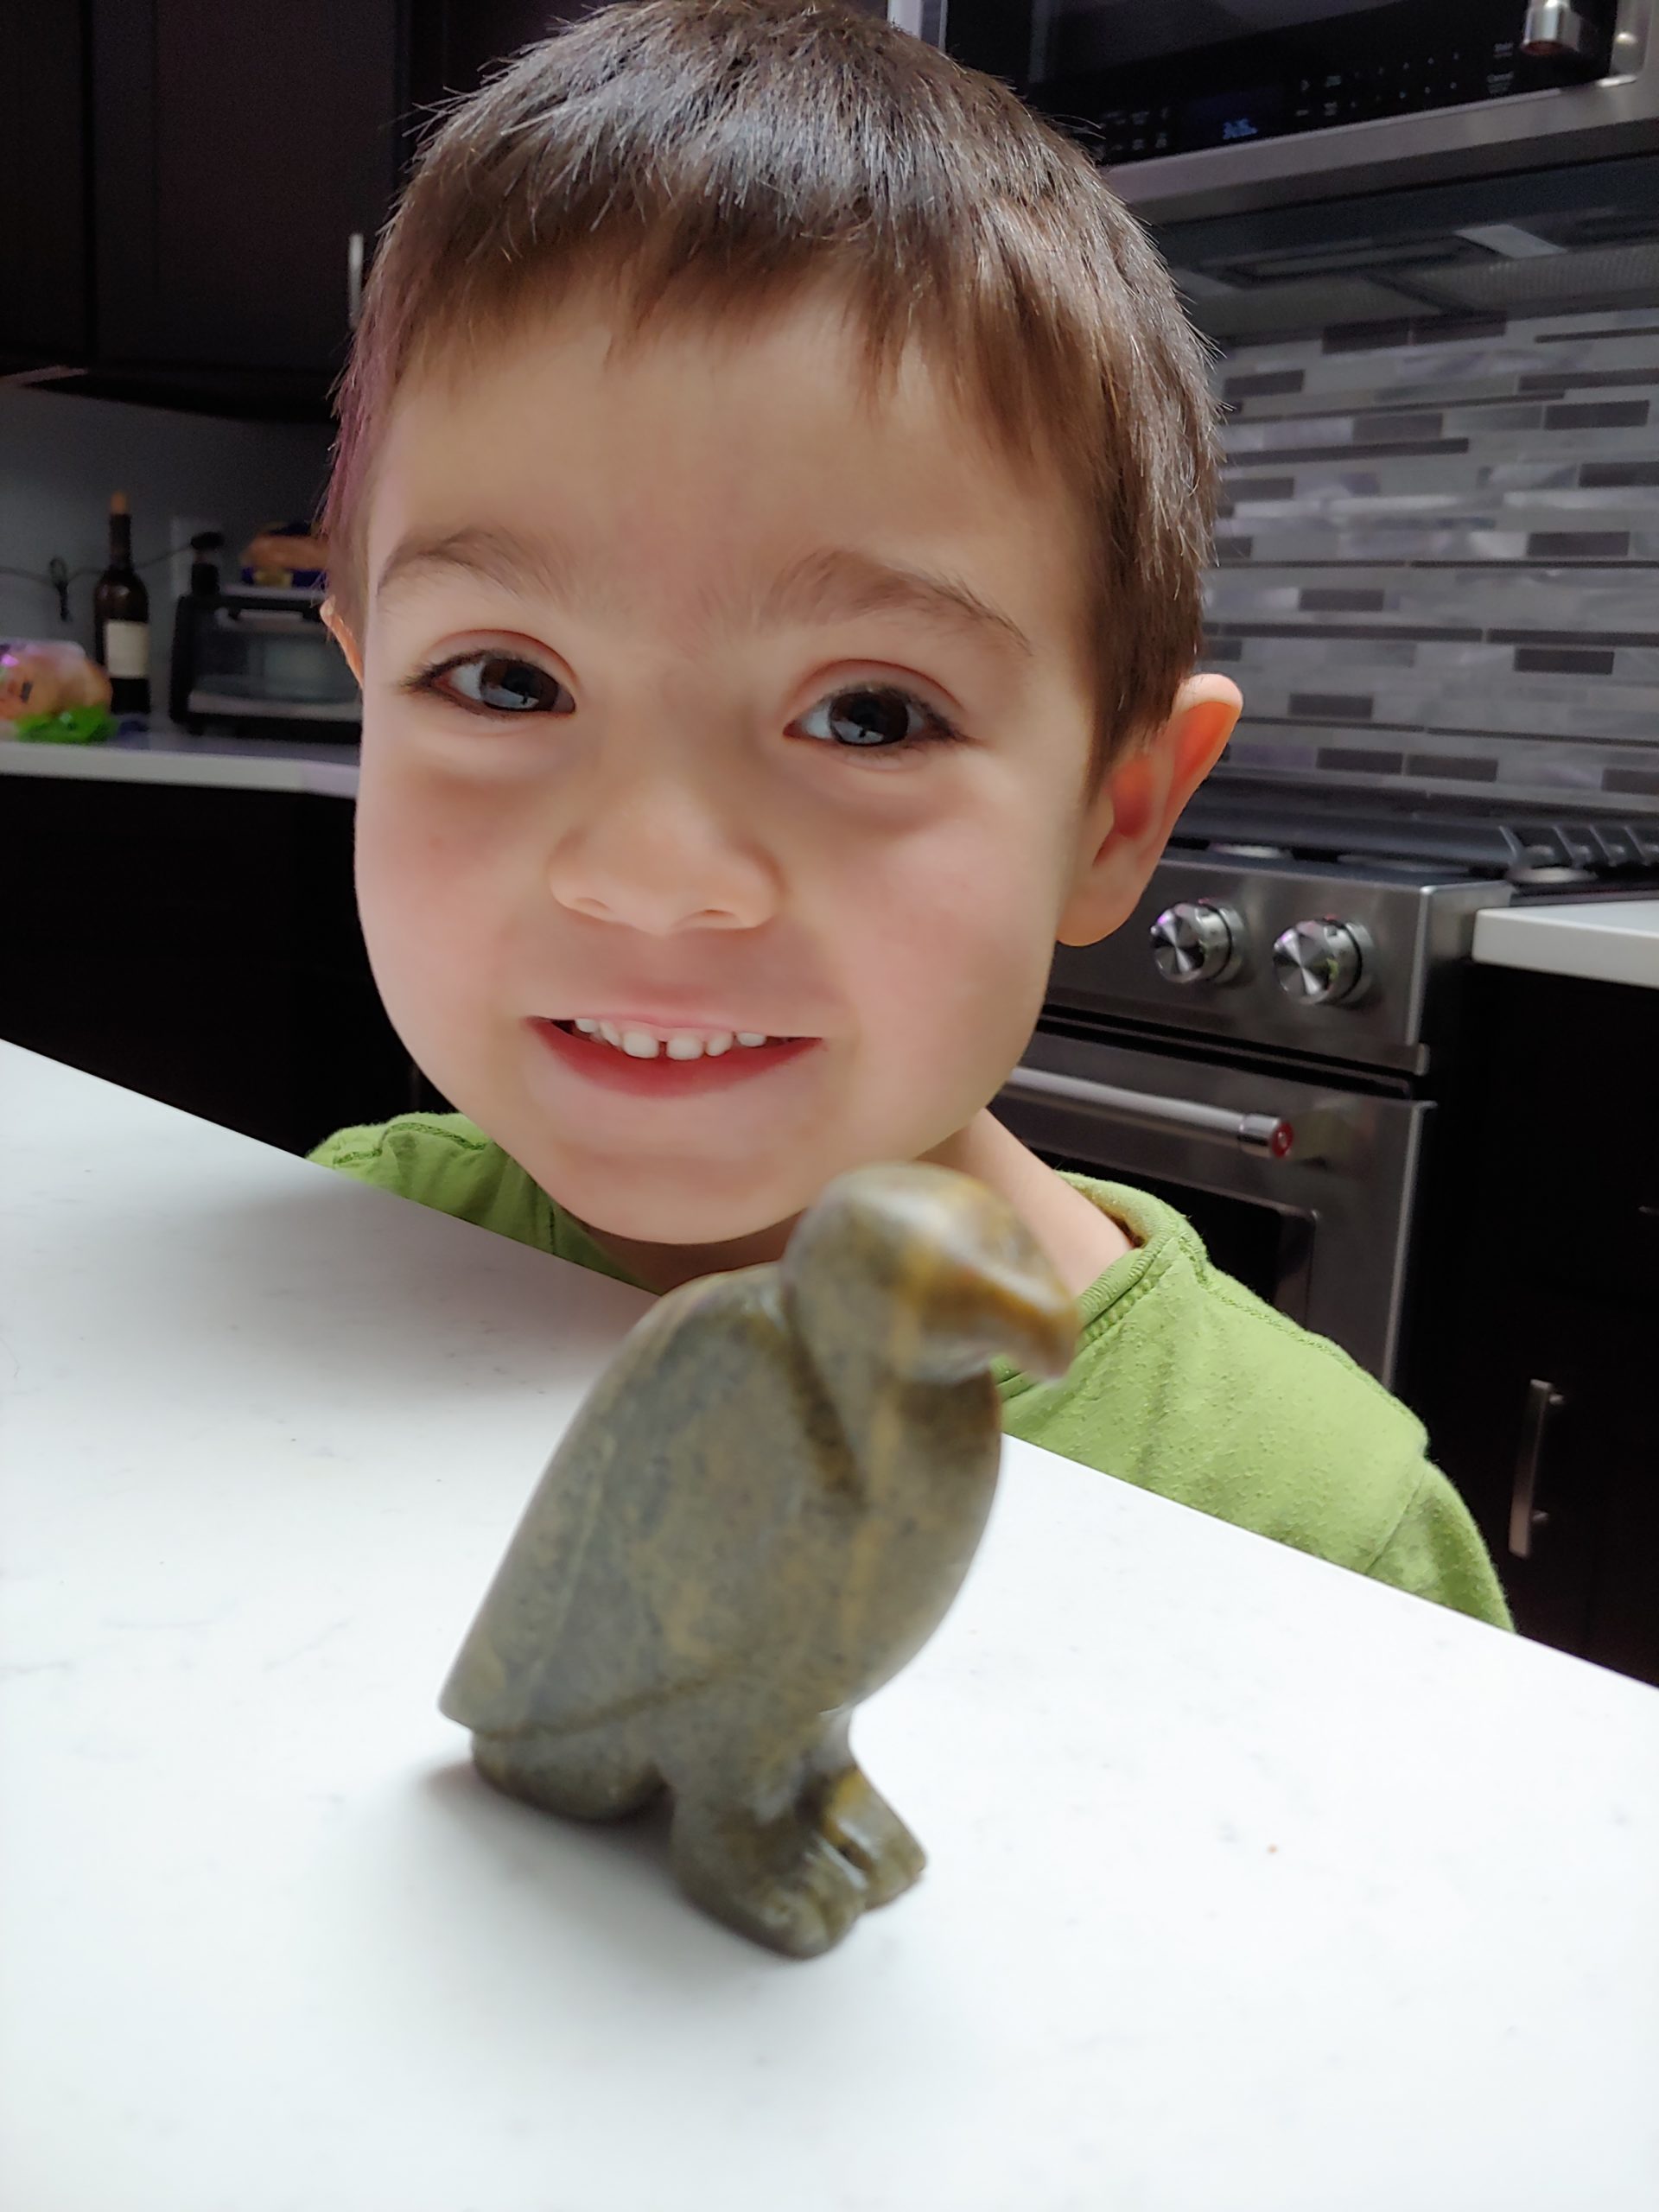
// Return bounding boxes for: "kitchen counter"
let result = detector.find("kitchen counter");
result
[1473,898,1659,990]
[10,727,1659,994]
[0,719,359,798]
[3,1040,1656,2212]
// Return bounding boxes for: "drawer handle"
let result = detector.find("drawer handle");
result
[1510,1379,1564,1560]
[347,232,365,329]
[1001,1064,1295,1159]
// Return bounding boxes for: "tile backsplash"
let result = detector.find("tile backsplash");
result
[1205,305,1659,811]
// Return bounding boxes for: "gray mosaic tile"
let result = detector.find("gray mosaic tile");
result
[1541,400,1652,431]
[1582,463,1659,487]
[1223,369,1306,402]
[1223,739,1320,772]
[1525,529,1632,559]
[1290,691,1376,721]
[1300,587,1387,612]
[1515,646,1618,676]
[1523,368,1659,392]
[1405,753,1500,783]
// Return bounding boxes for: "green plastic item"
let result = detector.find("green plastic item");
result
[10,707,117,745]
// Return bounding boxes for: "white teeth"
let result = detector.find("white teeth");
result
[563,1020,766,1059]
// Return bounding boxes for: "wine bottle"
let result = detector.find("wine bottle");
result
[93,493,151,716]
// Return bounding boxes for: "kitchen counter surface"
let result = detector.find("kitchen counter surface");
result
[3,1040,1656,2212]
[0,719,359,797]
[1473,897,1659,990]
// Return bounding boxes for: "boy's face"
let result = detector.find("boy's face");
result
[335,290,1236,1250]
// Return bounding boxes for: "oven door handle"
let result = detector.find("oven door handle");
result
[1002,1065,1298,1160]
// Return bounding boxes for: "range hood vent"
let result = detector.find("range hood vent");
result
[1157,150,1659,340]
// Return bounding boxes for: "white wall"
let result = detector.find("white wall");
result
[0,385,335,707]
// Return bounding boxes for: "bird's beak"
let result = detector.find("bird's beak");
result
[984,1267,1077,1384]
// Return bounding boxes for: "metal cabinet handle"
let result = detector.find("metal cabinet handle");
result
[347,232,365,329]
[1510,1379,1564,1559]
[1520,3,1605,63]
[1001,1065,1295,1159]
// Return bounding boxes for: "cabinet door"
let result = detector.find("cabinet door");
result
[91,0,400,376]
[0,777,414,1157]
[0,2,91,364]
[1414,968,1659,1688]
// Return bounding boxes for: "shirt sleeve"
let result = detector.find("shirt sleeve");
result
[305,1121,410,1188]
[1363,1458,1516,1630]
[304,1113,560,1261]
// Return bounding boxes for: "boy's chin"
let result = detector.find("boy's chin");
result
[550,1156,815,1255]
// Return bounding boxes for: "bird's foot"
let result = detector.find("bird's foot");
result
[669,1797,870,1960]
[813,1764,927,1910]
[471,1726,663,1822]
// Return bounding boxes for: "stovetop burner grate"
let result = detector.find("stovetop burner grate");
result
[1175,790,1659,884]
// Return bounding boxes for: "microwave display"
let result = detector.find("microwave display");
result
[941,0,1618,162]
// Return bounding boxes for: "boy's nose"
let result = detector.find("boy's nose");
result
[543,775,778,936]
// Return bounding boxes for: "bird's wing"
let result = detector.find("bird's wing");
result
[438,1268,850,1738]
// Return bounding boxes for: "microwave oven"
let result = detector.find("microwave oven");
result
[897,2,1658,219]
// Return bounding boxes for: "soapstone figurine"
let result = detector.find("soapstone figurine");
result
[439,1160,1077,1959]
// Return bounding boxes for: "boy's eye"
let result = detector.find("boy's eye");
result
[414,651,575,717]
[791,684,959,752]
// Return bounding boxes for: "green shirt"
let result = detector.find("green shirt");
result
[307,1112,1514,1633]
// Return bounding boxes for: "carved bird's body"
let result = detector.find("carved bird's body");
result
[440,1162,1076,1957]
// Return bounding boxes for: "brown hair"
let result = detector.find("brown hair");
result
[323,0,1222,772]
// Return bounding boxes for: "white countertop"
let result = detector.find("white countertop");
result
[3,1041,1656,2212]
[1473,898,1659,990]
[0,720,359,797]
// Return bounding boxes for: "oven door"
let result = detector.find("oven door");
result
[997,1026,1431,1388]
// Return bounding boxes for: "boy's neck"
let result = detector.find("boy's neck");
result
[578,1109,1135,1299]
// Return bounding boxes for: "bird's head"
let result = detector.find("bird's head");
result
[781,1162,1077,1387]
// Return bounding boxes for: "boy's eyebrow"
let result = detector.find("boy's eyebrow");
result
[759,548,1033,658]
[373,526,1033,657]
[374,524,580,611]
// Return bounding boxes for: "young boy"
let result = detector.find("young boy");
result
[309,0,1512,1632]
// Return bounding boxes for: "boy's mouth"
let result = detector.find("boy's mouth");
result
[528,1016,820,1097]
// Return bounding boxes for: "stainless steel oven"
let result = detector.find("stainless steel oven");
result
[1000,1025,1428,1384]
[995,839,1522,1389]
[995,801,1659,1390]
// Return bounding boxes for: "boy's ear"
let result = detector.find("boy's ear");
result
[1057,673,1242,949]
[320,596,365,686]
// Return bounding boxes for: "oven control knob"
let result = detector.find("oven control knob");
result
[1150,901,1243,985]
[1273,918,1371,1005]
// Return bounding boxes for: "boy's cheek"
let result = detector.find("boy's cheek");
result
[352,776,509,1036]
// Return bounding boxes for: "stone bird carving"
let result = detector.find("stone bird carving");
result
[439,1160,1077,1958]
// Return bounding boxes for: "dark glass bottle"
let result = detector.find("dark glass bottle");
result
[92,493,151,715]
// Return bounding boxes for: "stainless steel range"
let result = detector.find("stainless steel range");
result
[997,796,1659,1388]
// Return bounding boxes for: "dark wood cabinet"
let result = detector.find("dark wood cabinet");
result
[0,776,415,1155]
[0,2,92,367]
[91,0,402,385]
[1414,967,1659,1688]
[3,0,605,415]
